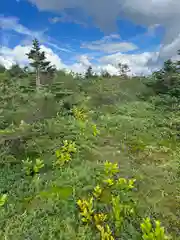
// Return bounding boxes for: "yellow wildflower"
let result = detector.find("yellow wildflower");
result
[104,161,119,176]
[94,213,107,225]
[93,185,102,198]
[103,178,114,186]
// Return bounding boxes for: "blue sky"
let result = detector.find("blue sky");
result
[0,0,180,75]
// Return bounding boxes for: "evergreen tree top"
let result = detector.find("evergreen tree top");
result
[26,38,55,73]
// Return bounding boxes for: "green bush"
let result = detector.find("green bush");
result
[0,63,179,239]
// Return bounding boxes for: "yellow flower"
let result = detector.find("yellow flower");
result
[96,224,115,240]
[104,161,119,176]
[93,185,102,198]
[128,179,136,189]
[92,124,100,136]
[94,213,107,224]
[117,178,127,185]
[77,198,94,224]
[73,107,87,121]
[103,178,114,186]
[77,199,85,210]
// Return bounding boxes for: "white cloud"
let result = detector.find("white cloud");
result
[158,34,180,59]
[27,0,180,31]
[68,63,86,75]
[0,45,66,70]
[0,16,71,53]
[0,45,30,68]
[49,13,87,27]
[0,44,91,75]
[83,42,137,53]
[40,45,67,69]
[68,51,160,76]
[26,0,180,61]
[95,64,119,76]
[46,42,72,53]
[146,24,161,37]
[77,55,92,67]
[82,42,137,53]
[0,16,44,39]
[0,43,160,76]
[99,51,159,76]
[81,34,137,53]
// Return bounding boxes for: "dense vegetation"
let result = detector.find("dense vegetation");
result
[0,40,180,239]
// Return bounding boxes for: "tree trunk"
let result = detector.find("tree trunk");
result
[36,67,41,89]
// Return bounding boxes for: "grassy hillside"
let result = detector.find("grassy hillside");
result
[0,72,179,239]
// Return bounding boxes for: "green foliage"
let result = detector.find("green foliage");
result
[23,158,44,176]
[54,140,77,166]
[77,161,170,240]
[0,64,6,73]
[8,64,26,78]
[85,66,93,79]
[141,218,170,240]
[143,58,180,107]
[0,194,7,207]
[101,70,111,78]
[26,38,56,87]
[0,55,179,239]
[104,161,119,176]
[26,39,51,71]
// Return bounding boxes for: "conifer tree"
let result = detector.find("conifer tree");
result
[85,66,93,79]
[0,64,6,73]
[8,64,25,78]
[26,39,55,88]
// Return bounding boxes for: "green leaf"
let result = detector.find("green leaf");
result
[39,186,73,200]
[0,194,8,207]
[51,186,73,199]
[99,189,112,204]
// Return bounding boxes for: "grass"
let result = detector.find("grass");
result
[95,100,180,238]
[0,76,179,239]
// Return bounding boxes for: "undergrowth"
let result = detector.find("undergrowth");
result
[0,103,174,240]
[0,74,179,239]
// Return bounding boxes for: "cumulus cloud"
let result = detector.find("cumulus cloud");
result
[81,35,137,53]
[77,55,92,67]
[0,45,67,70]
[0,44,91,74]
[95,64,119,76]
[26,0,180,61]
[0,45,30,68]
[99,51,160,76]
[27,0,180,32]
[158,34,180,59]
[69,51,160,76]
[82,42,137,54]
[0,43,156,76]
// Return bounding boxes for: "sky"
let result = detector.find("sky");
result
[0,0,180,76]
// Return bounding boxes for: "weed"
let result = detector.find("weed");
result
[22,157,44,176]
[141,217,170,240]
[54,140,77,166]
[0,194,7,207]
[77,161,171,240]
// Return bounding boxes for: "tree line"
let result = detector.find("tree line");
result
[1,38,180,101]
[0,39,131,86]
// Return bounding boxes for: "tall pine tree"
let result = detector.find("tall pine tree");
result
[85,66,93,79]
[26,39,55,88]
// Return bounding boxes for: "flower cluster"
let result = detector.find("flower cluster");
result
[55,140,77,166]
